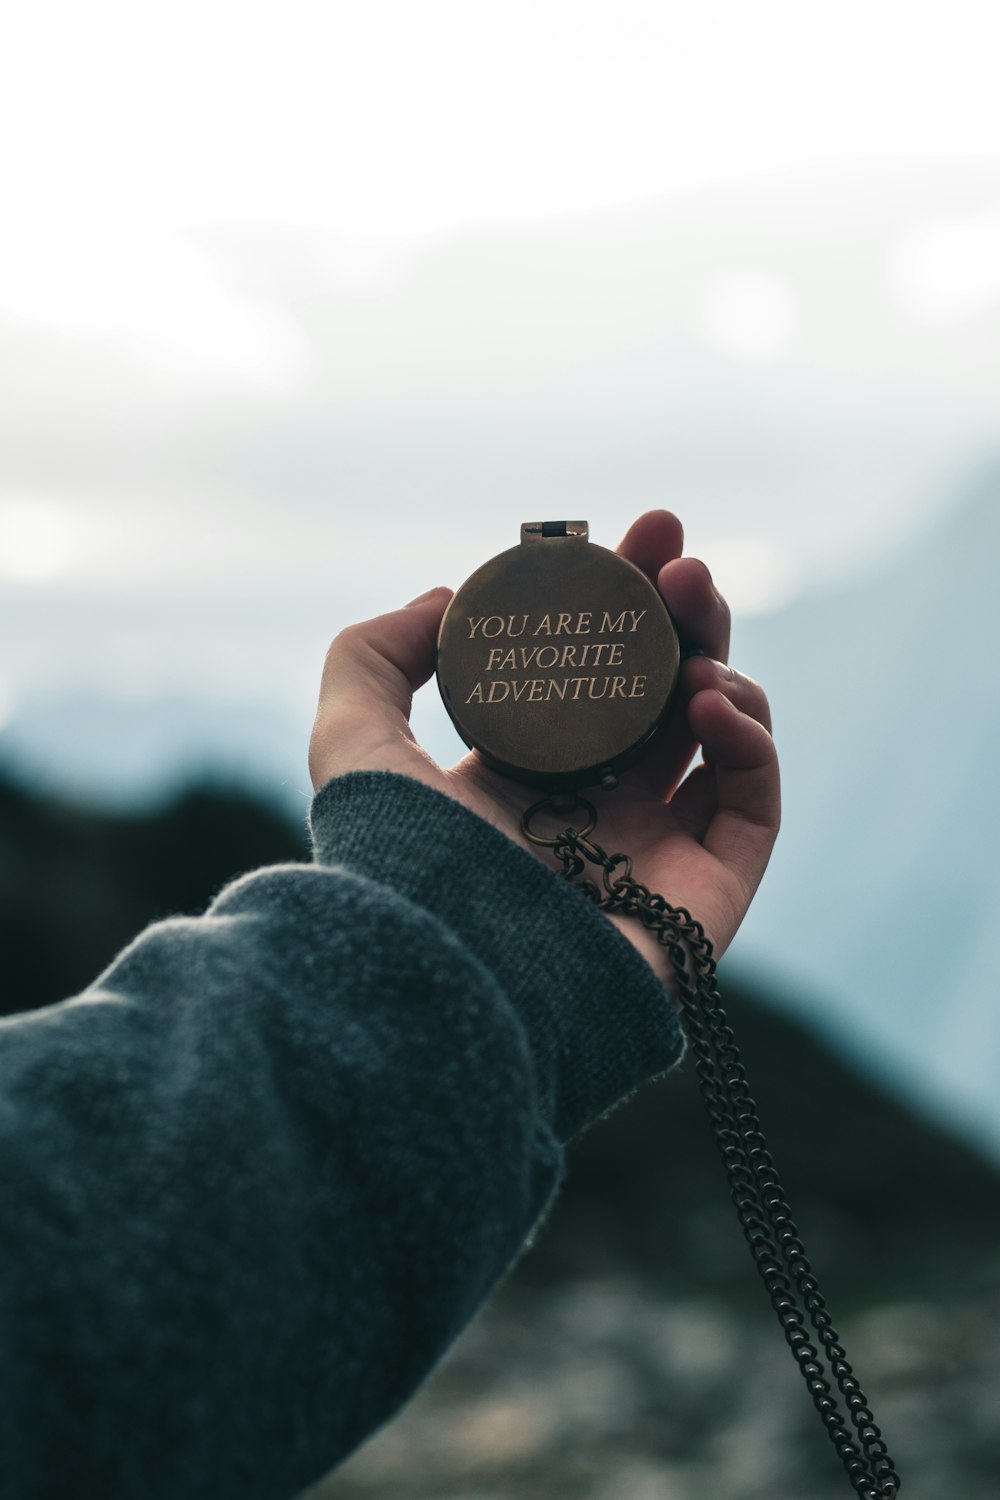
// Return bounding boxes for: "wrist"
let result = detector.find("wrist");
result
[309,771,685,1138]
[604,911,682,1009]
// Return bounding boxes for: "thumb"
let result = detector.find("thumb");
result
[309,586,452,788]
[319,586,453,717]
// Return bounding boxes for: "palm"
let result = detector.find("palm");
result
[430,754,740,959]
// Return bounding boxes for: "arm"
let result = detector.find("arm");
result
[0,777,682,1500]
[0,510,778,1499]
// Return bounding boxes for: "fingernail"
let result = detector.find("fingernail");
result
[405,586,446,608]
[683,650,734,680]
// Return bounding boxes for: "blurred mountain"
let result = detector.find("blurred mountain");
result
[734,459,1000,1157]
[0,690,311,815]
[0,769,308,1016]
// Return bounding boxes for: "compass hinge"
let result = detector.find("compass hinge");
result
[520,520,589,543]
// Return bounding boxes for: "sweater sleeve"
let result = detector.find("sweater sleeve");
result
[0,770,683,1500]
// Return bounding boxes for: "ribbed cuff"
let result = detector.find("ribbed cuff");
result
[309,772,684,1141]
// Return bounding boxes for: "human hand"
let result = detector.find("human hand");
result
[309,511,779,976]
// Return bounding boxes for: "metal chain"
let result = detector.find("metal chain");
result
[522,797,900,1500]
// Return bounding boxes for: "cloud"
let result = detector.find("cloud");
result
[892,211,1000,326]
[701,272,798,363]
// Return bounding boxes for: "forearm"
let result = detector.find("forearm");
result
[0,772,682,1498]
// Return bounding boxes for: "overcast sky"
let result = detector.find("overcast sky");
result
[1,1,999,734]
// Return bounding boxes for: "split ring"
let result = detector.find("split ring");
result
[521,794,597,847]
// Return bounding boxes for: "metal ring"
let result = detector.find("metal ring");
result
[521,794,597,847]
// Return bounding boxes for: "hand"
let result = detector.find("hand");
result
[309,511,779,978]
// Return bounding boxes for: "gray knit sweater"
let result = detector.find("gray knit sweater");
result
[0,771,683,1499]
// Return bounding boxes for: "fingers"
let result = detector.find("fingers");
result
[658,557,731,665]
[309,587,452,789]
[615,512,732,797]
[615,510,731,662]
[680,654,771,734]
[668,660,774,835]
[630,575,732,797]
[615,510,684,580]
[671,676,780,893]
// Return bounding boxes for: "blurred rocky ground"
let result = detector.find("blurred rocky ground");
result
[315,1270,1000,1499]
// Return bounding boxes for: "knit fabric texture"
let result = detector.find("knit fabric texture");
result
[0,770,683,1499]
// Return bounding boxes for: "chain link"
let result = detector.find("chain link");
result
[527,803,901,1500]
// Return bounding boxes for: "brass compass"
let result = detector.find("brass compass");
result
[436,521,680,788]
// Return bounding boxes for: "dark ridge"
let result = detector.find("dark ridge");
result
[0,766,308,1017]
[525,973,1000,1305]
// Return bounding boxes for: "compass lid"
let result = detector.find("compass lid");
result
[436,522,680,788]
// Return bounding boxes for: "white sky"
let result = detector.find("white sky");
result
[1,0,999,726]
[4,1,1000,239]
